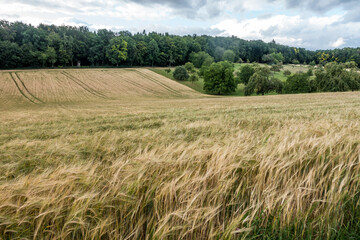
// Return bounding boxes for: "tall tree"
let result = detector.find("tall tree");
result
[106,37,128,66]
[147,39,159,67]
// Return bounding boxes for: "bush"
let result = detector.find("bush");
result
[189,74,199,82]
[173,66,189,81]
[284,73,311,94]
[309,60,316,66]
[270,77,283,93]
[307,68,313,77]
[203,61,236,95]
[284,70,291,76]
[237,58,244,63]
[270,64,282,72]
[184,62,195,73]
[165,68,171,73]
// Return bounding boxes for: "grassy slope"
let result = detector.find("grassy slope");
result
[1,69,360,239]
[149,68,246,96]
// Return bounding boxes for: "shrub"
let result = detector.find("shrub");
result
[270,77,283,93]
[307,68,313,77]
[270,64,282,72]
[173,66,189,81]
[284,70,291,76]
[309,60,316,66]
[184,62,195,73]
[165,68,171,73]
[284,73,311,94]
[189,74,199,82]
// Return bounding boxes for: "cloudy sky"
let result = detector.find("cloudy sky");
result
[0,0,359,50]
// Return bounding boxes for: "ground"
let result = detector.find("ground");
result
[0,68,359,239]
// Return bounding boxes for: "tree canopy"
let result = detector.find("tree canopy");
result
[203,61,236,95]
[1,20,359,69]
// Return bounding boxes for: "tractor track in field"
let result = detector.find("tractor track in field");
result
[14,72,44,103]
[134,70,183,97]
[107,71,164,97]
[61,71,109,99]
[9,72,43,104]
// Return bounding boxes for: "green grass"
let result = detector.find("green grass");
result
[149,67,286,97]
[149,68,205,93]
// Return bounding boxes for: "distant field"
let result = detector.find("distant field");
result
[1,69,360,239]
[0,68,200,109]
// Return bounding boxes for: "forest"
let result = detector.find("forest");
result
[1,20,360,69]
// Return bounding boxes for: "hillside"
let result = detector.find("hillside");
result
[0,68,201,108]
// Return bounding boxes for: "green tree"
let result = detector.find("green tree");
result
[223,50,235,63]
[271,77,284,93]
[284,73,311,93]
[262,52,284,64]
[214,47,225,62]
[189,51,213,68]
[148,39,159,67]
[173,66,189,81]
[37,52,48,67]
[203,61,236,95]
[189,73,199,82]
[245,67,273,95]
[238,64,255,85]
[46,47,56,67]
[106,37,128,66]
[184,62,195,73]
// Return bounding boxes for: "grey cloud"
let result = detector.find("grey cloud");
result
[123,0,223,18]
[282,0,358,13]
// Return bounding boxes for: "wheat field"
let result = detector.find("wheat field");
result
[0,69,360,239]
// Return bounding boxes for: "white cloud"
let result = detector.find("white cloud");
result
[211,14,360,49]
[331,37,345,48]
[0,0,359,49]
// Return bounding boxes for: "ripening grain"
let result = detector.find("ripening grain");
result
[0,69,359,239]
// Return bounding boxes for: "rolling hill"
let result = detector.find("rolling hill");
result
[0,68,201,108]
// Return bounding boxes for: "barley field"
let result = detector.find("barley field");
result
[0,69,360,239]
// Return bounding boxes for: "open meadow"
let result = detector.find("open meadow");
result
[1,69,360,239]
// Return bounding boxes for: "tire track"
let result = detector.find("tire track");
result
[61,71,108,99]
[135,70,183,96]
[14,72,44,103]
[9,73,39,104]
[109,71,164,97]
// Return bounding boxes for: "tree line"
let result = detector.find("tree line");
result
[1,20,360,69]
[175,61,360,96]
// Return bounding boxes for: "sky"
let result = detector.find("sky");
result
[0,0,359,50]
